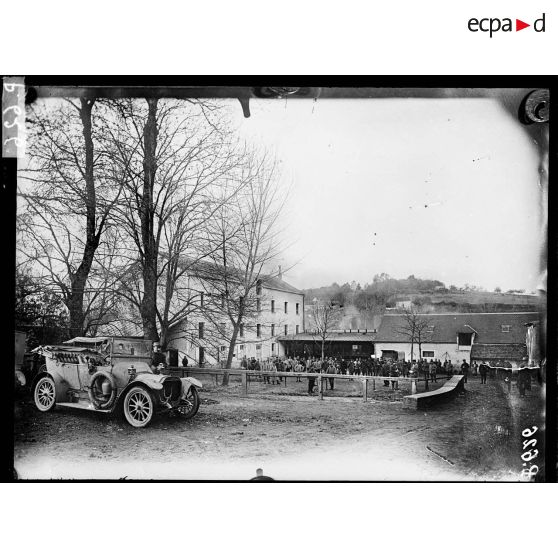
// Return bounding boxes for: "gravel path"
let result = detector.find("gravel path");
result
[13,375,544,480]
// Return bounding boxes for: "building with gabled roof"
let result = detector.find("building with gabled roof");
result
[374,311,539,366]
[167,262,304,367]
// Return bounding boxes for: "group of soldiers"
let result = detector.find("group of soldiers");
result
[240,354,475,395]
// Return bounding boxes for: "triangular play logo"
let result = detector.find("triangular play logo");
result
[516,19,530,31]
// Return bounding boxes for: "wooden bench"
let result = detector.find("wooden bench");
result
[403,375,465,409]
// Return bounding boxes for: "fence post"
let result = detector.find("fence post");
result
[363,377,368,402]
[411,378,417,394]
[318,375,323,400]
[242,371,248,395]
[372,378,376,391]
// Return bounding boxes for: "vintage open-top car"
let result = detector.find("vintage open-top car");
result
[31,336,201,427]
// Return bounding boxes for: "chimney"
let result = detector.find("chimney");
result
[278,265,282,280]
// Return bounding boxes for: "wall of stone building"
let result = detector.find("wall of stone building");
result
[167,285,304,367]
[374,342,472,363]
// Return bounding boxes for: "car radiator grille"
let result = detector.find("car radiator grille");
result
[162,378,182,401]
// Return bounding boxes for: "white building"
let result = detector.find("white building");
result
[374,312,538,366]
[168,269,305,367]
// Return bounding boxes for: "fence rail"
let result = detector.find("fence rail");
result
[166,366,448,401]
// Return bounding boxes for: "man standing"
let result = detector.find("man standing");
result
[308,359,317,395]
[461,359,470,383]
[382,359,391,387]
[326,359,336,390]
[152,342,166,373]
[479,361,488,384]
[446,360,454,376]
[390,361,399,390]
[429,359,437,383]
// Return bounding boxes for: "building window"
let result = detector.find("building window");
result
[271,343,276,354]
[296,303,300,315]
[284,324,288,336]
[257,299,261,312]
[238,344,245,352]
[296,325,300,334]
[220,322,227,333]
[198,322,204,339]
[257,324,261,338]
[239,323,244,337]
[256,280,262,295]
[271,300,275,313]
[423,350,435,358]
[271,324,275,337]
[220,346,227,353]
[284,301,288,313]
[458,332,473,346]
[501,325,511,332]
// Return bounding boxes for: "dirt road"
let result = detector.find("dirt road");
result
[13,376,544,480]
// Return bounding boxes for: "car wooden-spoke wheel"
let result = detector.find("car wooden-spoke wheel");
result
[34,377,56,412]
[123,386,154,428]
[177,386,200,419]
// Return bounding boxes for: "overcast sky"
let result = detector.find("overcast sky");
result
[230,96,542,293]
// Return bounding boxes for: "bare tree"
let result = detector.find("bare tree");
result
[19,98,123,337]
[104,98,248,345]
[395,307,433,363]
[309,299,343,360]
[196,156,286,384]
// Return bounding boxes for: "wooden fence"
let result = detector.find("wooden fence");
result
[167,366,448,402]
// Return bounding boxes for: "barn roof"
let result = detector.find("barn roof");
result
[470,344,527,361]
[375,312,539,344]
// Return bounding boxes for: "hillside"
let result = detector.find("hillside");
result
[302,277,540,331]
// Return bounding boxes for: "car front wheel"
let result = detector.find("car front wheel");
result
[176,386,200,419]
[34,376,56,412]
[123,386,155,428]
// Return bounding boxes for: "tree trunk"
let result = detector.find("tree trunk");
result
[222,323,240,386]
[68,98,99,338]
[140,98,159,342]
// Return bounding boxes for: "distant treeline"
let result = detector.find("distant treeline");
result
[303,274,537,315]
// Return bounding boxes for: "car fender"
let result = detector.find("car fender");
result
[32,369,70,403]
[114,374,165,410]
[125,373,165,392]
[181,377,203,395]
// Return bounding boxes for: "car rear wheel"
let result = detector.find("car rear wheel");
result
[176,386,200,419]
[123,386,154,428]
[34,376,56,412]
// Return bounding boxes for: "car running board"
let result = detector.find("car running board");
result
[56,402,112,413]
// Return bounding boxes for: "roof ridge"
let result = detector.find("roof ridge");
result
[386,311,539,316]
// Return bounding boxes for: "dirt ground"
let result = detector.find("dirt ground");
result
[13,374,545,481]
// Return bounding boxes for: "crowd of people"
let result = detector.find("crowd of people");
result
[239,354,475,395]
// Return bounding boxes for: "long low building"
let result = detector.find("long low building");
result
[278,331,376,358]
[373,312,539,366]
